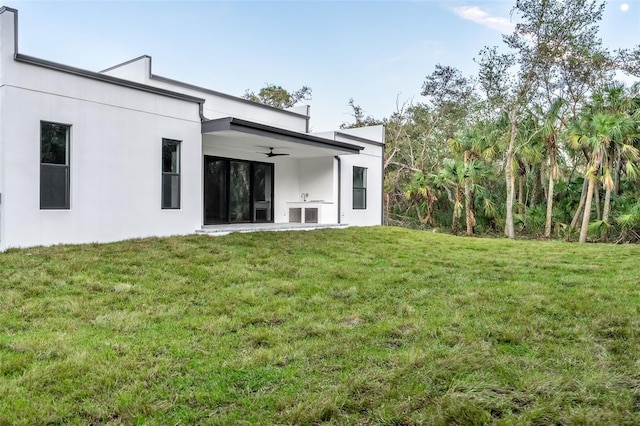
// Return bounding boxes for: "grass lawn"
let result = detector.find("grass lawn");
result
[1,226,640,425]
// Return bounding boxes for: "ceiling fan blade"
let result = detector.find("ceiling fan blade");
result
[262,147,289,157]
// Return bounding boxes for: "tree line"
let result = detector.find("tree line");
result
[245,0,640,243]
[342,0,640,243]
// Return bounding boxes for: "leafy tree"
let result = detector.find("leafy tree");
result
[421,65,477,126]
[341,99,382,129]
[242,84,311,109]
[616,46,640,78]
[383,65,480,227]
[477,0,612,239]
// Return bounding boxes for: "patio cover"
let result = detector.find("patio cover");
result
[201,117,364,158]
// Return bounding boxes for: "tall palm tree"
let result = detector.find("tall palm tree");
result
[433,160,466,234]
[571,85,640,242]
[449,125,498,235]
[600,117,638,241]
[404,171,437,225]
[537,99,566,238]
[569,112,639,243]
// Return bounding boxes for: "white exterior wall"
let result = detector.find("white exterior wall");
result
[0,11,7,250]
[0,8,202,250]
[298,157,334,202]
[315,126,385,227]
[288,157,336,224]
[0,85,202,250]
[274,160,301,223]
[334,127,385,227]
[338,143,384,227]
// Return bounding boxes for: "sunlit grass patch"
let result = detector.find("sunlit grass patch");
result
[2,227,640,424]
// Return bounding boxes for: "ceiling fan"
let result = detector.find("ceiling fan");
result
[260,147,289,157]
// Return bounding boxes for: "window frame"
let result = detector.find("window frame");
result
[40,121,71,210]
[162,138,182,209]
[352,166,367,210]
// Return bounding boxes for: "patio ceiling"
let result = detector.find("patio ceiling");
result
[201,117,363,158]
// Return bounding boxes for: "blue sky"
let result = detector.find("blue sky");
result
[5,0,639,131]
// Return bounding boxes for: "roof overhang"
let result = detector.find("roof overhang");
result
[201,117,363,158]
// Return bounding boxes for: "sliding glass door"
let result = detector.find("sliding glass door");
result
[204,156,273,224]
[253,163,273,222]
[229,161,251,222]
[204,159,227,223]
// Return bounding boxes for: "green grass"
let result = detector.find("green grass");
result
[1,226,640,425]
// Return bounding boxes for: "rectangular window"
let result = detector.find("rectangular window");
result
[162,139,181,209]
[353,166,367,209]
[40,121,70,209]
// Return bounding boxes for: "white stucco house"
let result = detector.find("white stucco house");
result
[0,7,384,251]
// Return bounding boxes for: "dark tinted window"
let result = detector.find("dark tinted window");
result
[353,166,367,209]
[40,122,70,209]
[162,139,181,209]
[41,122,69,165]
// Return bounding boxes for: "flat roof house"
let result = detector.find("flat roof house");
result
[0,7,384,251]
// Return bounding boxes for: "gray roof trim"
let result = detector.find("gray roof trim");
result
[14,54,205,104]
[334,131,386,147]
[202,117,363,154]
[100,54,309,119]
[150,72,309,118]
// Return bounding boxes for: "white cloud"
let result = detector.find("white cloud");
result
[452,6,515,34]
